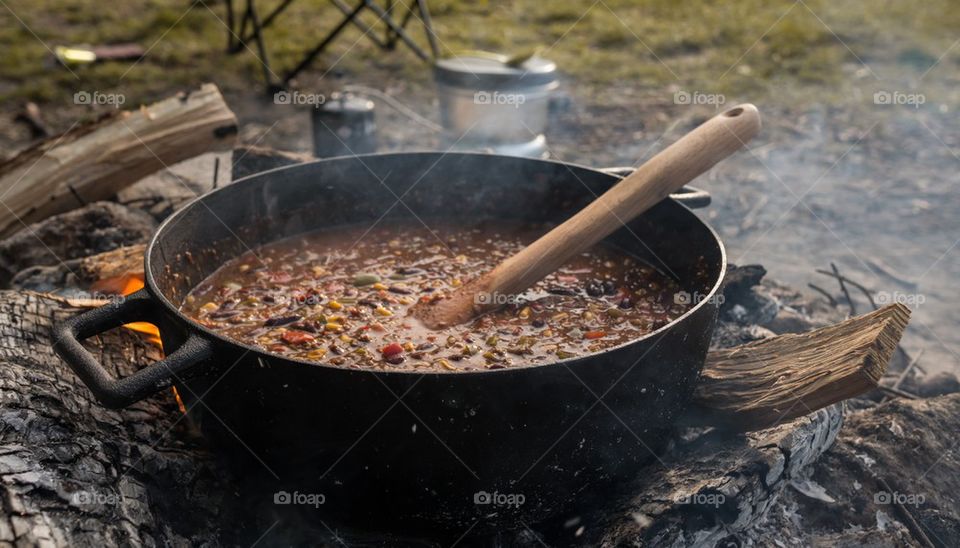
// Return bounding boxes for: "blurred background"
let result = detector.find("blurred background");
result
[0,0,957,375]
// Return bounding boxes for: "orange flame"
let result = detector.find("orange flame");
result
[97,273,164,347]
[92,271,185,413]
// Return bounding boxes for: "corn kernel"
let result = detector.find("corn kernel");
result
[327,301,343,310]
[306,348,327,360]
[372,282,388,291]
[375,306,393,317]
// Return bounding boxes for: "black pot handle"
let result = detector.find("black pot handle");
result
[598,166,712,209]
[52,288,214,409]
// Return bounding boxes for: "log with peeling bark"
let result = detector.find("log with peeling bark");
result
[693,303,911,430]
[0,84,238,239]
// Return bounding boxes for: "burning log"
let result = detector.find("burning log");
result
[0,291,237,546]
[0,84,237,239]
[78,244,147,290]
[0,203,155,285]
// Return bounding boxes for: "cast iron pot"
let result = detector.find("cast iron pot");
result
[52,152,725,535]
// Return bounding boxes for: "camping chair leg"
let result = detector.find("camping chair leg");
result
[282,0,368,84]
[225,0,237,51]
[237,0,296,48]
[364,0,429,60]
[242,0,279,89]
[416,0,439,57]
[330,0,387,48]
[384,3,416,50]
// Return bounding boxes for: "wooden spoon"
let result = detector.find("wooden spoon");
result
[415,104,762,329]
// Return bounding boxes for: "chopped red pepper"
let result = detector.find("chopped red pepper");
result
[381,342,404,357]
[584,330,606,340]
[282,330,315,345]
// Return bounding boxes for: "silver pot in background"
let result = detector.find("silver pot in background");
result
[433,54,558,157]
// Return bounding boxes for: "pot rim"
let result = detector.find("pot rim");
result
[144,151,727,377]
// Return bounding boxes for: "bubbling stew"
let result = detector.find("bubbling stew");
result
[180,222,695,372]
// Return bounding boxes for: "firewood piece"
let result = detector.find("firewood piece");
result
[77,243,146,285]
[537,404,845,546]
[0,83,237,239]
[693,303,911,431]
[0,202,155,285]
[231,145,314,181]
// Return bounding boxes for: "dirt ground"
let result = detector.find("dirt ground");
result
[1,0,958,376]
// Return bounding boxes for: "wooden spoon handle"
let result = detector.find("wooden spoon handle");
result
[484,104,761,301]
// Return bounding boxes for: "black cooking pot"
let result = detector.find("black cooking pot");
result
[52,153,725,535]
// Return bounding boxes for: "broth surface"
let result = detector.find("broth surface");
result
[181,222,695,371]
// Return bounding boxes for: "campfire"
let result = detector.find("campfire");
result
[0,84,955,547]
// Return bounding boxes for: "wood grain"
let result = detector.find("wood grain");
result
[692,303,912,430]
[0,84,237,239]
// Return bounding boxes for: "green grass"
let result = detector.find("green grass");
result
[1,0,959,108]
